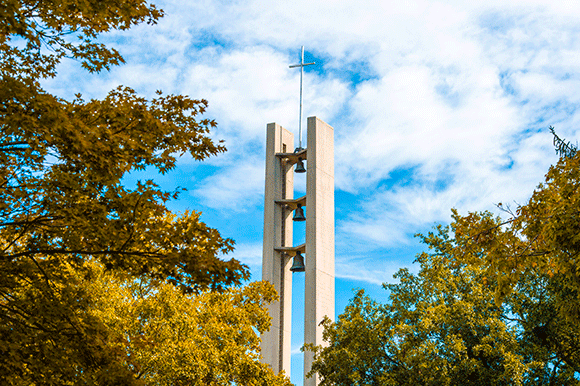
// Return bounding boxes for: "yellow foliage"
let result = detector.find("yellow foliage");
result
[308,206,580,384]
[0,0,267,383]
[86,265,290,386]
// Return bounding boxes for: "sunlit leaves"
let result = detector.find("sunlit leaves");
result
[448,152,580,322]
[1,0,163,77]
[0,0,256,383]
[1,260,290,385]
[0,82,243,292]
[86,266,291,386]
[308,209,580,384]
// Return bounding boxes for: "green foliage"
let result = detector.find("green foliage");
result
[550,126,577,159]
[1,0,162,78]
[2,260,290,385]
[0,1,285,384]
[308,221,579,384]
[0,82,246,292]
[451,151,580,324]
[308,146,580,385]
[91,274,291,386]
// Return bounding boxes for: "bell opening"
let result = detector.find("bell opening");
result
[293,204,306,221]
[295,158,306,173]
[290,252,305,272]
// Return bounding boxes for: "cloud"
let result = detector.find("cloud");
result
[179,45,350,149]
[191,160,266,211]
[228,242,263,271]
[39,0,580,286]
[336,255,409,286]
[291,345,303,356]
[176,0,580,280]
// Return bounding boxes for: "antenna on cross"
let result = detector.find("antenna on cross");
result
[289,46,315,151]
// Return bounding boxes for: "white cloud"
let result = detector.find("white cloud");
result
[177,0,580,278]
[40,0,580,286]
[192,160,265,211]
[229,242,263,270]
[336,256,416,286]
[291,344,303,356]
[179,45,350,148]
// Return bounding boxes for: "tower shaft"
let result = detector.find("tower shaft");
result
[261,117,334,386]
[304,117,334,386]
[261,123,294,373]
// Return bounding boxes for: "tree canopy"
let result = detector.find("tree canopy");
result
[1,0,162,78]
[2,259,291,385]
[90,274,291,386]
[448,149,580,323]
[0,1,287,384]
[1,0,246,292]
[307,143,580,385]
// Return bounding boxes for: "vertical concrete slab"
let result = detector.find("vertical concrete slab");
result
[304,117,335,386]
[261,123,294,375]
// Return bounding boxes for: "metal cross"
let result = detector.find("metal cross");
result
[289,46,315,150]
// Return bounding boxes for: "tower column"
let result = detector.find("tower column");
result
[304,117,335,386]
[261,117,334,386]
[261,123,294,374]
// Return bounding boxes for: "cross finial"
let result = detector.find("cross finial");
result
[289,46,315,150]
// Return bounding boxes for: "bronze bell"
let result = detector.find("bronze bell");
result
[290,251,305,272]
[295,157,306,173]
[293,204,306,221]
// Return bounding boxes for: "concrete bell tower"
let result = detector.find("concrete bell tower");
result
[261,116,335,386]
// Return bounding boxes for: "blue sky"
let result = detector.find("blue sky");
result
[42,1,580,384]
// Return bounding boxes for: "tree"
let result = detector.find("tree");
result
[0,1,278,384]
[308,218,580,385]
[54,263,289,386]
[447,147,580,324]
[1,0,246,292]
[91,270,291,386]
[2,258,292,386]
[307,130,580,385]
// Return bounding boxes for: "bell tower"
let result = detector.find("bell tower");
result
[261,116,335,386]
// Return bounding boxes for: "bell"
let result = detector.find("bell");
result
[293,204,306,221]
[295,158,306,173]
[290,252,305,272]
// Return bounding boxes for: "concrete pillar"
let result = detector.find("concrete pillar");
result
[304,117,335,386]
[261,122,294,374]
[261,117,334,386]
